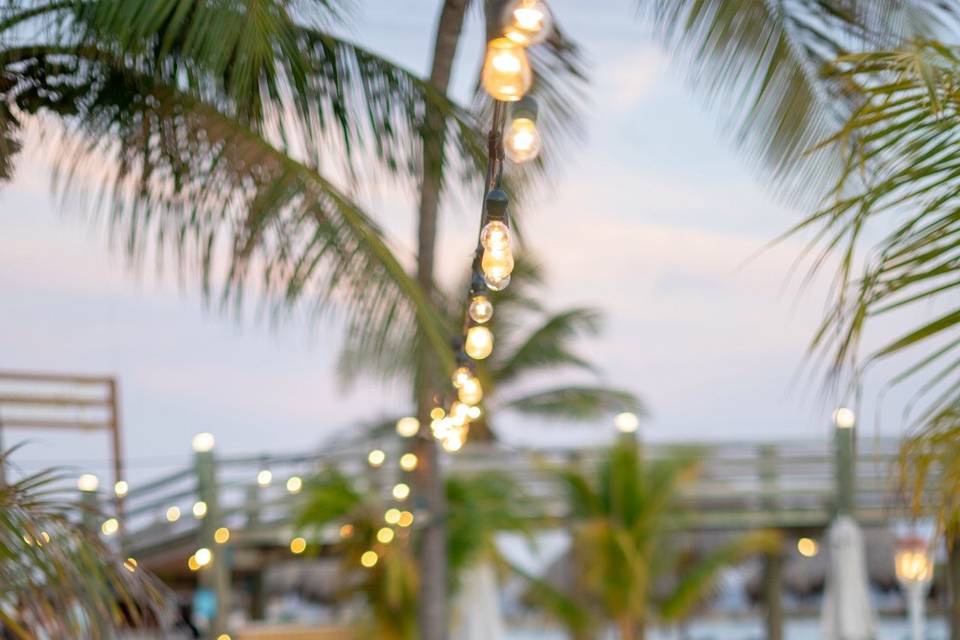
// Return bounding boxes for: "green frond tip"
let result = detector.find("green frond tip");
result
[502,386,644,420]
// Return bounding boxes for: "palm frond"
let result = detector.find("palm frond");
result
[493,308,603,383]
[638,0,945,204]
[501,385,643,419]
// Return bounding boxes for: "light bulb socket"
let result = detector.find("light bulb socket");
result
[455,351,471,368]
[470,272,489,296]
[485,189,509,222]
[511,97,538,123]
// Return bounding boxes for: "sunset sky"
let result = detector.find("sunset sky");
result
[0,0,925,483]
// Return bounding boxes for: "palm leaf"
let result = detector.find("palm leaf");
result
[492,308,603,383]
[501,385,643,419]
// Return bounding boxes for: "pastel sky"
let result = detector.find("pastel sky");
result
[0,1,929,484]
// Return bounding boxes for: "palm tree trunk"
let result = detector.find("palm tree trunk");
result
[618,616,639,640]
[415,2,470,639]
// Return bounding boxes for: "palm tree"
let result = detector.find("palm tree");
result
[548,439,778,640]
[0,456,170,638]
[295,467,534,639]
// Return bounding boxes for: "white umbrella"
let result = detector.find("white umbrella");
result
[452,561,504,640]
[821,515,875,639]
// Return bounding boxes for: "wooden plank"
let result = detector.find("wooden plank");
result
[0,371,112,384]
[0,394,110,407]
[0,418,110,431]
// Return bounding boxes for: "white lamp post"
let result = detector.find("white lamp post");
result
[895,537,935,640]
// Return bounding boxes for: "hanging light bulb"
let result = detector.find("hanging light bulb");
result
[396,416,420,438]
[480,220,511,252]
[502,0,553,45]
[484,272,511,291]
[481,37,532,102]
[452,366,473,388]
[482,246,515,280]
[464,326,494,360]
[468,295,494,324]
[504,98,541,163]
[458,378,484,405]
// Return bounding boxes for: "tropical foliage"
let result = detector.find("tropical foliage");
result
[296,467,534,639]
[0,456,171,638]
[548,439,778,640]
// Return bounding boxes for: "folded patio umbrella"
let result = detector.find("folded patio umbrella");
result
[453,561,504,640]
[821,515,875,639]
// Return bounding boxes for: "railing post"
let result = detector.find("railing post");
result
[77,474,100,534]
[193,434,229,638]
[834,415,856,516]
[759,444,783,640]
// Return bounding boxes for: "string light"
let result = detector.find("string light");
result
[340,524,354,539]
[504,98,541,163]
[377,527,395,544]
[430,407,446,420]
[398,511,415,528]
[360,550,379,568]
[368,449,386,468]
[77,474,99,493]
[165,506,181,523]
[468,295,494,324]
[114,480,129,498]
[400,453,419,472]
[192,501,208,519]
[256,469,273,487]
[101,518,119,536]
[214,527,230,544]
[458,378,484,405]
[290,537,307,554]
[191,432,215,453]
[187,555,200,572]
[123,558,138,572]
[482,37,532,101]
[392,483,411,501]
[194,547,212,568]
[614,412,639,434]
[465,326,494,360]
[502,0,553,45]
[396,416,420,438]
[286,476,303,494]
[385,508,402,525]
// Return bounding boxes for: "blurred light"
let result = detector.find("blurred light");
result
[398,511,415,528]
[194,547,212,568]
[214,527,230,544]
[114,480,129,497]
[480,220,510,252]
[467,405,482,420]
[797,537,819,558]
[40,531,50,544]
[468,295,494,324]
[896,540,934,585]
[458,378,484,405]
[465,326,494,360]
[451,367,473,389]
[286,476,303,494]
[502,0,553,45]
[396,416,420,438]
[123,557,138,573]
[360,550,379,568]
[165,506,181,523]
[101,518,119,536]
[504,117,541,163]
[614,412,639,434]
[257,469,273,487]
[833,407,856,429]
[192,501,208,519]
[187,555,200,571]
[400,453,419,472]
[77,474,99,493]
[484,272,511,291]
[368,449,386,468]
[482,246,515,281]
[290,537,307,554]
[430,407,446,421]
[385,509,401,525]
[377,527,395,544]
[191,432,215,453]
[339,524,354,539]
[442,436,464,453]
[392,483,411,501]
[482,37,532,101]
[217,635,231,640]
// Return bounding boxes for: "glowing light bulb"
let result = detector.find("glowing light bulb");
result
[467,405,483,420]
[166,506,181,523]
[368,449,386,468]
[191,432,215,452]
[361,550,379,568]
[77,474,99,493]
[797,537,818,558]
[430,407,446,420]
[114,480,129,497]
[451,401,471,420]
[392,483,411,501]
[377,527,395,544]
[468,295,494,324]
[290,537,307,554]
[101,518,119,536]
[286,476,303,494]
[452,367,473,389]
[194,547,212,568]
[505,117,541,163]
[187,555,200,571]
[502,0,553,45]
[385,508,402,525]
[458,378,484,405]
[614,412,639,434]
[398,511,415,528]
[396,416,420,438]
[480,220,511,252]
[465,326,494,360]
[123,558,138,572]
[192,501,208,519]
[214,527,230,544]
[833,407,855,429]
[257,469,273,487]
[443,435,464,453]
[482,247,515,280]
[482,37,532,101]
[484,272,511,291]
[400,453,419,472]
[340,524,354,539]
